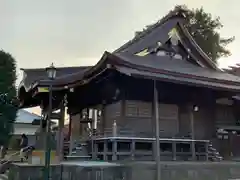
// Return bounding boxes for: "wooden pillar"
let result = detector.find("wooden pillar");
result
[172,141,177,161]
[40,102,44,134]
[101,103,106,135]
[112,140,117,161]
[92,128,97,160]
[151,100,156,161]
[113,120,117,137]
[40,111,43,133]
[153,80,161,180]
[57,102,65,161]
[68,113,72,142]
[94,141,98,160]
[68,115,73,155]
[205,141,209,161]
[36,109,47,150]
[152,141,156,161]
[131,140,135,160]
[189,105,196,160]
[71,114,81,151]
[120,90,126,129]
[103,140,107,160]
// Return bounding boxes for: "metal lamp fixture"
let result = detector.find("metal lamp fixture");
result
[46,63,57,80]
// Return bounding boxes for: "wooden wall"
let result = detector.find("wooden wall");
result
[88,101,237,140]
[101,100,179,137]
[215,105,236,126]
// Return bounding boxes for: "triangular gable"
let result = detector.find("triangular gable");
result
[133,25,206,68]
[115,12,183,54]
[114,10,218,71]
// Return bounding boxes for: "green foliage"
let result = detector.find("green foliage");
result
[0,50,17,145]
[174,5,234,62]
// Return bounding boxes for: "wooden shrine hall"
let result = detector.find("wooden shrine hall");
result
[18,9,240,162]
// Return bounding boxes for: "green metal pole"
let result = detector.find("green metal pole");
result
[44,83,52,180]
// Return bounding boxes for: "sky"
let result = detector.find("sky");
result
[1,0,240,114]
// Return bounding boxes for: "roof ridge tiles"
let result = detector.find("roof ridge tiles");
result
[20,65,91,71]
[178,23,218,70]
[114,9,186,53]
[114,8,218,71]
[111,53,240,86]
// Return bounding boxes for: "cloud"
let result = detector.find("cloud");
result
[1,0,239,77]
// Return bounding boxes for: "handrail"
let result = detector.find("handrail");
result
[0,146,34,165]
[95,127,152,138]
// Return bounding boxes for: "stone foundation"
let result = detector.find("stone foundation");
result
[9,161,240,180]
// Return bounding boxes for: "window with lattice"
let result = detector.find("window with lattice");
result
[125,100,152,118]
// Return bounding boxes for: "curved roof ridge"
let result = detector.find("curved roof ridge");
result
[20,66,90,71]
[178,23,219,70]
[112,53,240,85]
[28,52,111,88]
[114,8,219,71]
[114,9,186,53]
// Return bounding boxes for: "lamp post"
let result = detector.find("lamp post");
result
[44,63,56,180]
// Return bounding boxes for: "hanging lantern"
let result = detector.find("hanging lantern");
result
[46,63,57,80]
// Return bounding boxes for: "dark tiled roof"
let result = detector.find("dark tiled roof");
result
[176,24,218,70]
[33,51,240,91]
[117,18,181,54]
[114,9,217,70]
[111,53,240,89]
[18,9,240,102]
[223,65,240,76]
[114,10,186,53]
[34,53,112,88]
[37,68,90,87]
[20,66,91,91]
[115,65,240,92]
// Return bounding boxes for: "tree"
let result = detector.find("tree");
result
[136,5,234,63]
[0,50,17,145]
[176,5,234,62]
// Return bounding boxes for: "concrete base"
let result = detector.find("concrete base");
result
[128,161,240,180]
[8,163,61,180]
[8,161,240,180]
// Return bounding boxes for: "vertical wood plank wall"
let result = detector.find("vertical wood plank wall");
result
[100,101,236,139]
[72,102,237,140]
[215,105,236,127]
[102,100,179,137]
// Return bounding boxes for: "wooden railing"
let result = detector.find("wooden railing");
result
[95,127,154,138]
[70,127,223,162]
